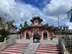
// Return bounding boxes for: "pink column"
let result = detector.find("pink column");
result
[32,32,33,37]
[41,31,43,40]
[31,31,32,38]
[52,32,54,38]
[47,31,50,40]
[17,34,20,39]
[18,34,21,39]
[29,31,31,39]
[24,32,26,39]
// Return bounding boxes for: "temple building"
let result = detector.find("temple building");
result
[18,16,54,40]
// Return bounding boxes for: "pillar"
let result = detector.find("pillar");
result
[47,31,50,40]
[30,31,32,38]
[17,34,19,39]
[24,32,26,39]
[18,34,21,39]
[41,31,43,40]
[52,32,55,38]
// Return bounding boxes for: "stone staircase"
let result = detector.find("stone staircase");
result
[0,43,62,54]
[0,38,63,54]
[0,43,29,54]
[35,44,62,54]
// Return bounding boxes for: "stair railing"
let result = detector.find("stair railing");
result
[58,37,64,54]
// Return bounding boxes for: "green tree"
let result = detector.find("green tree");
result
[6,20,15,30]
[50,25,54,29]
[0,29,9,42]
[20,24,23,28]
[7,20,15,25]
[45,23,48,28]
[24,21,28,27]
[0,17,5,27]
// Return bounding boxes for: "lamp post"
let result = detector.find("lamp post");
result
[57,15,60,35]
[57,15,60,28]
[57,15,62,41]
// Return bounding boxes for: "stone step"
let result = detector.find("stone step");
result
[35,44,62,54]
[0,43,29,54]
[23,43,39,54]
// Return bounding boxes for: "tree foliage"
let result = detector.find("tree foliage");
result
[7,20,15,25]
[0,29,9,42]
[20,24,23,28]
[24,21,29,27]
[0,17,5,26]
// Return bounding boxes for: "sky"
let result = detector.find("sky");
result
[0,0,72,29]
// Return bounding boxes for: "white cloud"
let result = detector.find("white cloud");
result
[0,0,50,27]
[42,0,72,27]
[69,26,72,29]
[0,0,20,23]
[0,0,72,28]
[43,0,72,15]
[16,2,53,25]
[66,22,72,29]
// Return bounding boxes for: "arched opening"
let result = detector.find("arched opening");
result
[33,32,41,41]
[43,31,47,40]
[26,32,30,39]
[33,30,39,36]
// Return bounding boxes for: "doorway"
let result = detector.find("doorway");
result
[43,32,47,40]
[26,32,30,39]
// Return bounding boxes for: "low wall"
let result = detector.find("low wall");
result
[0,34,17,51]
[0,42,6,51]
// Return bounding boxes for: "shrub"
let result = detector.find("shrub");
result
[0,29,9,42]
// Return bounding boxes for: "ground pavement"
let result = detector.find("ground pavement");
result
[16,38,59,44]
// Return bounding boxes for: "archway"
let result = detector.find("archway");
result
[43,31,47,40]
[26,32,30,39]
[32,30,40,36]
[32,30,40,38]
